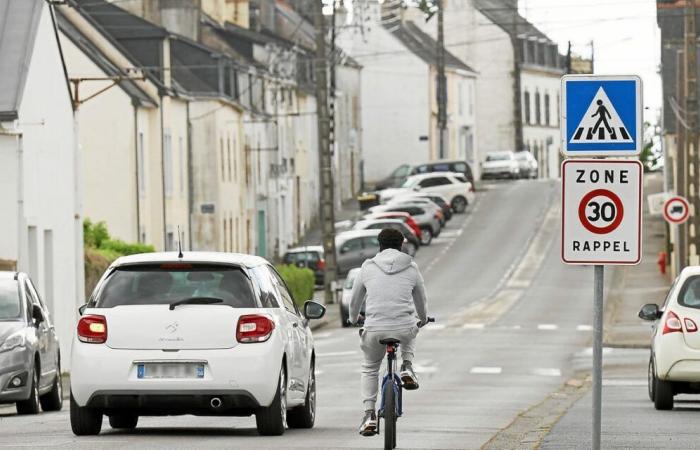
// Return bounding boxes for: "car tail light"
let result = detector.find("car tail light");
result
[685,318,698,333]
[77,315,108,343]
[237,315,275,343]
[662,311,683,335]
[317,258,326,270]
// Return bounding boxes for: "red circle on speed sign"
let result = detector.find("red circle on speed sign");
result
[578,189,625,235]
[663,196,689,224]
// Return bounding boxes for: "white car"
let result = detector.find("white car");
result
[339,268,362,327]
[514,151,538,179]
[398,172,474,213]
[640,266,700,410]
[70,252,326,436]
[481,151,520,179]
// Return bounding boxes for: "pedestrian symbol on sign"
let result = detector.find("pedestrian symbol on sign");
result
[570,88,632,144]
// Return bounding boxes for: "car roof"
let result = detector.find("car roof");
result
[680,266,700,277]
[405,172,461,181]
[355,218,404,228]
[111,252,269,269]
[285,245,324,254]
[416,159,468,166]
[336,229,381,243]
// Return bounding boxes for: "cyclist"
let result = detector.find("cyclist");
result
[349,228,428,436]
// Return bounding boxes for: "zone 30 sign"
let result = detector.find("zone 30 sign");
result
[562,160,642,265]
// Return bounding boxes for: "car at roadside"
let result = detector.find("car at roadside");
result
[373,160,475,191]
[69,252,326,436]
[398,173,474,214]
[335,230,382,277]
[0,271,62,415]
[391,192,453,221]
[387,197,445,226]
[639,266,700,410]
[339,268,362,327]
[368,204,441,245]
[362,211,422,239]
[282,246,325,286]
[352,219,420,256]
[481,151,520,180]
[514,151,538,179]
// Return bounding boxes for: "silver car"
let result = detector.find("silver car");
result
[0,271,62,414]
[368,203,442,245]
[335,229,382,277]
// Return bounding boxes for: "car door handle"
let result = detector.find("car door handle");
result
[292,322,299,328]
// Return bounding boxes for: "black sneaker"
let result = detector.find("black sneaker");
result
[401,361,420,390]
[358,410,377,436]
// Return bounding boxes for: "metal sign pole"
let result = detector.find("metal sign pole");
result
[592,264,604,450]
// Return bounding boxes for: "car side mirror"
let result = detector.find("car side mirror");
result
[303,301,326,320]
[78,304,87,316]
[32,304,44,325]
[412,186,420,191]
[638,303,661,321]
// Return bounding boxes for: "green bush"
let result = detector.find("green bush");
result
[101,239,154,256]
[276,264,315,308]
[83,219,110,248]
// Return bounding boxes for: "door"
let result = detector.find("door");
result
[24,280,53,388]
[337,238,364,275]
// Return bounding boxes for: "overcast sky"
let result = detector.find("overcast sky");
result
[519,0,661,122]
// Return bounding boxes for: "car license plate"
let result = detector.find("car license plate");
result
[137,363,205,379]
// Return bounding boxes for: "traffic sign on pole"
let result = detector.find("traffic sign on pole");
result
[663,196,690,225]
[561,159,643,265]
[561,75,643,156]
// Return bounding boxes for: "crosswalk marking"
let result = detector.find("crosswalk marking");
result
[470,366,502,374]
[531,368,562,377]
[317,350,358,358]
[537,324,558,330]
[577,325,593,331]
[462,323,485,330]
[572,126,630,141]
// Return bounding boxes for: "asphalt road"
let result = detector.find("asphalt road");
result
[0,179,601,449]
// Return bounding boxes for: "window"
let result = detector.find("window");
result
[220,137,225,181]
[166,231,175,251]
[179,136,185,197]
[233,137,238,182]
[269,268,298,314]
[250,266,280,308]
[679,276,700,308]
[544,93,551,126]
[468,83,473,115]
[340,238,363,254]
[164,131,173,197]
[419,176,451,188]
[25,280,51,327]
[138,132,146,197]
[0,280,20,321]
[227,136,232,182]
[459,82,464,115]
[362,235,380,250]
[523,91,531,124]
[94,264,256,308]
[535,91,541,125]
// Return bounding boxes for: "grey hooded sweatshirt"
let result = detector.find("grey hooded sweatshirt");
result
[349,248,428,331]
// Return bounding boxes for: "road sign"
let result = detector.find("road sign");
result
[562,159,643,264]
[561,75,642,156]
[663,196,690,225]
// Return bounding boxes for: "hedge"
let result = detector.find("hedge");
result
[276,264,315,308]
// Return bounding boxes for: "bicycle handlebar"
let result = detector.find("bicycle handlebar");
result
[417,317,435,328]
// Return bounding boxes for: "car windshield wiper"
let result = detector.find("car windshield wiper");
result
[168,297,224,310]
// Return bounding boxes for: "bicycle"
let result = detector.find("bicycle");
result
[377,317,435,450]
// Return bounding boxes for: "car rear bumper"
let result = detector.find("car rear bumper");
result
[70,339,283,409]
[666,360,700,382]
[85,389,260,416]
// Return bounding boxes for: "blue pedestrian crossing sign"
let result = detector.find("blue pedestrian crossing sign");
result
[560,75,642,156]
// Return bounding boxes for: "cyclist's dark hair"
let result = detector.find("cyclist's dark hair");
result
[378,228,404,252]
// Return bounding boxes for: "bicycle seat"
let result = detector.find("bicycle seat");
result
[379,338,401,345]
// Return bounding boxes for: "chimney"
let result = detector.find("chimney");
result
[158,0,202,41]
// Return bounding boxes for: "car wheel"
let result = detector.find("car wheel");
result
[109,414,138,430]
[420,228,433,245]
[39,357,63,412]
[654,377,674,410]
[452,196,467,213]
[256,365,287,436]
[70,391,103,435]
[648,357,656,402]
[287,361,316,429]
[16,366,40,415]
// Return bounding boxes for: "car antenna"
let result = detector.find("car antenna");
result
[177,226,184,259]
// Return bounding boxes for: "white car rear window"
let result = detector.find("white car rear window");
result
[679,276,700,309]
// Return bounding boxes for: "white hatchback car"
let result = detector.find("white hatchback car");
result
[70,252,325,436]
[398,172,474,213]
[640,266,700,410]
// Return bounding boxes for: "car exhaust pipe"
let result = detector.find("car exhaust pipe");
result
[210,397,223,409]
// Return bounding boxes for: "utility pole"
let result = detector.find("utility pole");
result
[313,0,338,305]
[436,0,447,159]
[681,0,697,268]
[511,4,524,151]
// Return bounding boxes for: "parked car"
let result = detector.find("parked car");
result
[368,204,441,245]
[391,192,453,221]
[514,151,538,179]
[70,252,326,436]
[388,197,445,226]
[352,219,420,256]
[374,160,475,190]
[399,172,474,213]
[362,211,422,239]
[335,230,382,277]
[0,271,62,415]
[282,246,325,286]
[639,267,700,410]
[481,151,520,180]
[339,268,362,328]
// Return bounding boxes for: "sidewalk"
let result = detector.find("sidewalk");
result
[539,173,676,449]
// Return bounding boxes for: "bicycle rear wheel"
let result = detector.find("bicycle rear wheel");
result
[383,381,396,450]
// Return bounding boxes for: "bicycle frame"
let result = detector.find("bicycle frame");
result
[378,343,403,421]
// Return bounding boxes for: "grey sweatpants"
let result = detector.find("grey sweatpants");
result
[360,326,418,410]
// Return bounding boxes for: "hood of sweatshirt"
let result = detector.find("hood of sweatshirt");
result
[369,249,413,274]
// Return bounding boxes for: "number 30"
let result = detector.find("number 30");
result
[587,201,615,223]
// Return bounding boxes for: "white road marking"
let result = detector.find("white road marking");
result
[577,325,593,331]
[511,325,522,330]
[537,324,558,331]
[580,347,613,356]
[602,379,647,387]
[315,370,325,376]
[462,323,485,330]
[470,366,502,374]
[438,229,463,239]
[317,350,358,357]
[313,331,333,339]
[414,364,439,374]
[423,323,446,330]
[531,368,562,377]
